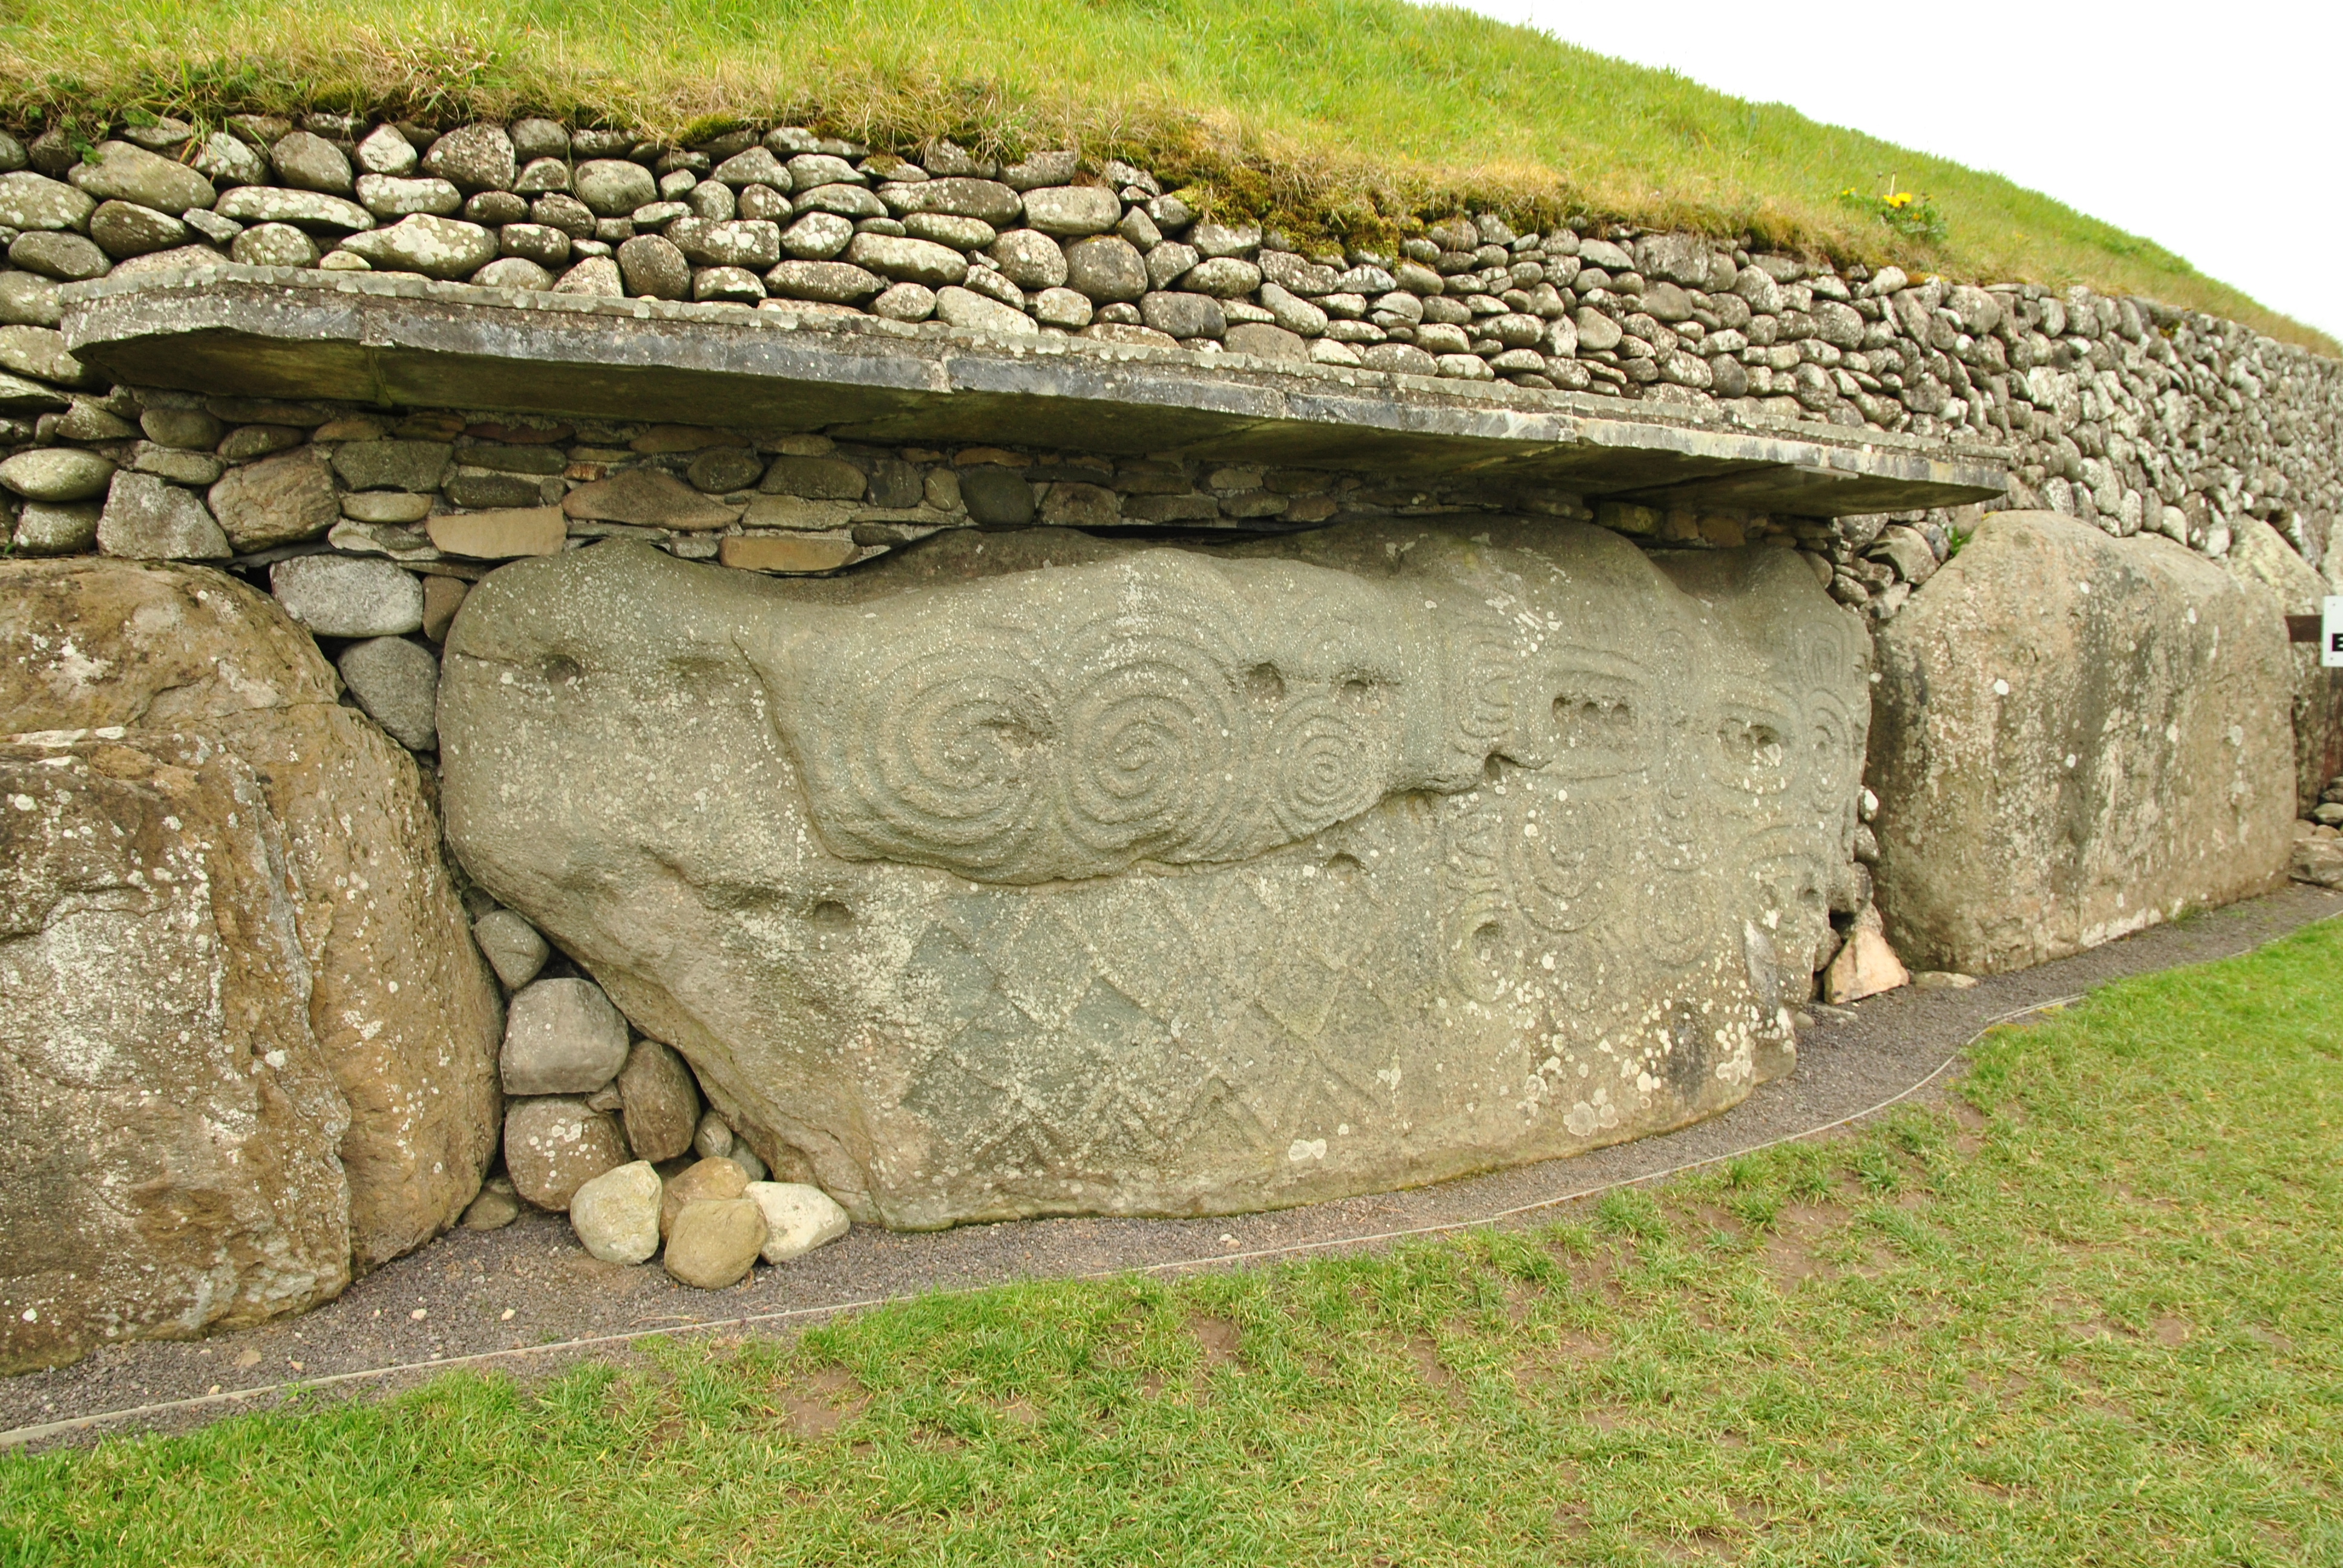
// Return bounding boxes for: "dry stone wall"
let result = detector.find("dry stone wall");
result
[4,110,2341,624]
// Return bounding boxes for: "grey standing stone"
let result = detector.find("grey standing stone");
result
[270,555,425,637]
[474,908,551,989]
[617,1038,702,1163]
[569,1161,663,1265]
[422,125,516,193]
[1,449,116,502]
[501,976,632,1096]
[208,447,339,550]
[96,472,231,560]
[270,132,355,195]
[336,635,440,751]
[10,501,100,555]
[1019,186,1121,238]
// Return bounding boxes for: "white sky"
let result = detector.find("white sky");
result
[1441,0,2343,342]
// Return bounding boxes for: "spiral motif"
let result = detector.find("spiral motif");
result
[1268,692,1385,839]
[846,639,1055,874]
[1063,604,1256,862]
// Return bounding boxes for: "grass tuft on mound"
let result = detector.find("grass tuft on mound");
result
[2,0,2333,354]
[3,916,2339,1563]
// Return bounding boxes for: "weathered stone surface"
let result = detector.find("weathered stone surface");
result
[271,555,424,637]
[563,469,738,529]
[503,1097,628,1210]
[214,187,375,232]
[617,1037,702,1163]
[474,907,551,988]
[270,132,355,195]
[2221,515,2342,814]
[209,447,339,550]
[664,1197,766,1289]
[1,560,502,1369]
[341,216,499,279]
[719,534,860,573]
[934,286,1035,336]
[71,141,217,214]
[427,505,566,559]
[1020,186,1122,237]
[660,1155,750,1238]
[337,635,440,751]
[0,171,94,232]
[89,200,189,259]
[441,524,1870,1228]
[0,736,352,1372]
[1870,512,2295,974]
[501,976,631,1096]
[97,471,231,560]
[1,448,115,503]
[569,1160,662,1264]
[8,230,110,281]
[746,1182,850,1263]
[11,501,100,555]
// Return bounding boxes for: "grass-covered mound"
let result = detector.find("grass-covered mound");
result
[4,0,2332,354]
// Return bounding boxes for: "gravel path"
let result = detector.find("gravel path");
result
[7,882,2335,1451]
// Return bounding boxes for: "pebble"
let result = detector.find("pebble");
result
[337,635,440,751]
[0,170,96,231]
[746,1183,851,1263]
[500,976,632,1096]
[503,1097,629,1210]
[208,446,339,549]
[1020,185,1121,237]
[214,187,375,232]
[617,1039,702,1163]
[473,907,551,988]
[231,223,321,268]
[11,500,101,555]
[269,132,355,195]
[663,1198,767,1290]
[0,446,116,501]
[95,471,230,560]
[421,125,516,194]
[459,1176,521,1230]
[568,1161,663,1266]
[270,554,425,636]
[70,140,217,213]
[9,230,109,281]
[934,285,1036,336]
[693,1111,735,1160]
[661,1155,750,1238]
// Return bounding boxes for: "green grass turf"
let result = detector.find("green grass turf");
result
[2,915,2338,1564]
[2,0,2332,355]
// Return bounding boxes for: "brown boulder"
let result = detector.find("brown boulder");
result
[0,737,352,1371]
[502,1097,629,1209]
[1,558,503,1371]
[660,1155,748,1238]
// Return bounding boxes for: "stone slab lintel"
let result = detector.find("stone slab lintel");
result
[62,266,2008,517]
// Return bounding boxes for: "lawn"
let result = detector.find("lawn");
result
[2,0,2332,354]
[2,918,2337,1564]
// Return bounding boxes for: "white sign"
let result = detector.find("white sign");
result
[2329,596,2343,669]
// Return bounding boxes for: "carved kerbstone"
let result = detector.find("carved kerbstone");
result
[439,523,1869,1227]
